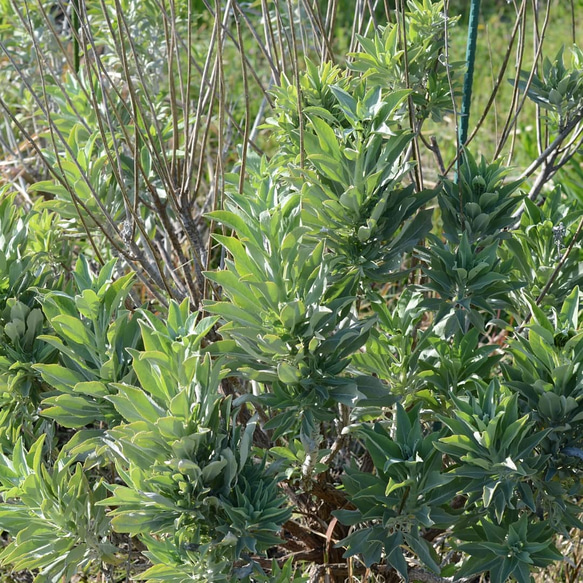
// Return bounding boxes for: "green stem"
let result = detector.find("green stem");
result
[458,0,481,147]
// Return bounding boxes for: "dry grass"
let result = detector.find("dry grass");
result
[533,530,583,583]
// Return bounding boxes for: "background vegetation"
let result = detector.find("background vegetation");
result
[0,0,583,582]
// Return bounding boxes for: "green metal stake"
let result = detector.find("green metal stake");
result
[458,0,481,147]
[72,0,80,73]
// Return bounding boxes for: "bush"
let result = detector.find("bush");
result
[0,1,583,582]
